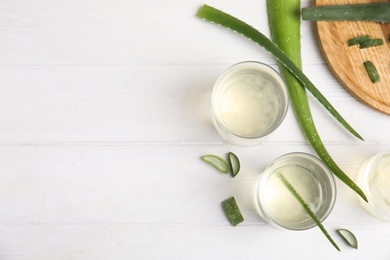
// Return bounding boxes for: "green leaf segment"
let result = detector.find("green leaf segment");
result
[279,173,340,251]
[302,3,390,23]
[197,4,368,202]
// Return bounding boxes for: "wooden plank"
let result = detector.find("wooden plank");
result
[0,223,388,259]
[0,144,384,225]
[0,64,389,144]
[0,144,387,258]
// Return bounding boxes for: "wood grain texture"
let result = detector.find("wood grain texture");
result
[315,0,390,114]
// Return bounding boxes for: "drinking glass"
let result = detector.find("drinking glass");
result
[212,61,289,146]
[357,151,390,221]
[255,152,337,230]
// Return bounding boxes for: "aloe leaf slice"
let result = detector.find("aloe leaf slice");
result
[337,229,358,249]
[201,154,229,173]
[359,38,384,49]
[222,196,244,226]
[348,35,371,46]
[302,3,390,23]
[278,173,340,251]
[197,4,363,141]
[364,61,380,83]
[228,152,240,177]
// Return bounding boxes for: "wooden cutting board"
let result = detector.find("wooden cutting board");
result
[315,0,390,114]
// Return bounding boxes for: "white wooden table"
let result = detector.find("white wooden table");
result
[1,0,389,259]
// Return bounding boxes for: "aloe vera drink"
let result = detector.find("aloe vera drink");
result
[358,151,390,221]
[255,153,336,230]
[212,61,288,146]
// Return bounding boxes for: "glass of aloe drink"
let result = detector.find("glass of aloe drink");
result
[255,153,337,230]
[358,151,390,221]
[212,61,289,146]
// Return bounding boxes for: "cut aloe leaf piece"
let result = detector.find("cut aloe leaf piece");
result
[348,35,371,46]
[222,196,244,226]
[302,3,390,23]
[228,152,240,177]
[359,38,384,49]
[337,229,358,249]
[364,61,380,83]
[201,154,229,173]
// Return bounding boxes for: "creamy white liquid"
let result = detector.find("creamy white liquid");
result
[364,154,390,219]
[217,72,282,138]
[378,155,390,205]
[263,164,322,227]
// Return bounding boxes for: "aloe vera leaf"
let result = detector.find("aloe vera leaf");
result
[364,61,380,83]
[228,152,240,177]
[265,1,367,203]
[197,4,363,141]
[197,4,368,202]
[201,154,229,173]
[359,38,384,49]
[279,173,340,251]
[302,3,390,23]
[337,229,358,249]
[222,196,244,226]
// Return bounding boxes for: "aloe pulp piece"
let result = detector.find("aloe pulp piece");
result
[228,152,240,177]
[337,229,358,249]
[201,154,229,173]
